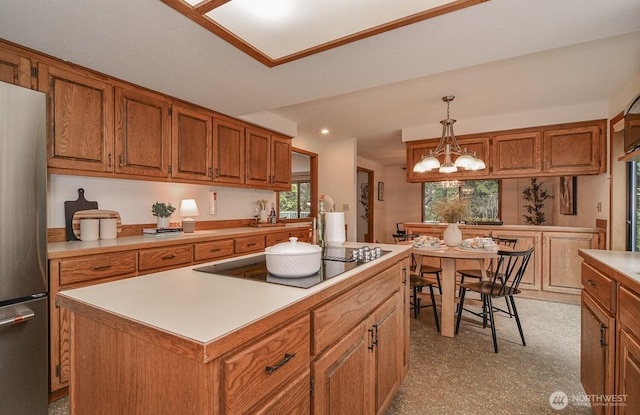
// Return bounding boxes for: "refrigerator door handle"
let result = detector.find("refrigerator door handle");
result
[0,309,35,328]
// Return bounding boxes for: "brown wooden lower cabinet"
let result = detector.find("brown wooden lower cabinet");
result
[57,253,409,414]
[579,252,640,415]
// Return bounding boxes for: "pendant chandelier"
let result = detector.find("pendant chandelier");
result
[413,96,485,173]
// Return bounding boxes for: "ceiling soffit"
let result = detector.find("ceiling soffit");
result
[159,0,489,67]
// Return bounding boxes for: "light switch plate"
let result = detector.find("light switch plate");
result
[343,203,349,211]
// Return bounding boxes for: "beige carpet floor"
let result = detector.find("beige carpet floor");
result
[49,298,591,415]
[386,297,593,415]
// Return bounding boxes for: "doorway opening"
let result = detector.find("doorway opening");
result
[357,167,374,243]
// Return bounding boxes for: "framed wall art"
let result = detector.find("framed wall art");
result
[559,176,576,215]
[378,181,384,201]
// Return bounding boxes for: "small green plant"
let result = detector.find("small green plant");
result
[522,178,553,225]
[151,202,176,218]
[431,195,469,223]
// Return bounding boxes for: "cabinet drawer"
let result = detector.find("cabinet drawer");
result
[235,235,265,254]
[194,239,234,262]
[59,252,137,286]
[138,246,192,272]
[290,228,310,243]
[222,315,310,415]
[619,286,640,340]
[312,262,401,355]
[266,231,290,247]
[581,262,616,312]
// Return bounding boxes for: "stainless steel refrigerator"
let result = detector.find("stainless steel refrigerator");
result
[0,81,48,414]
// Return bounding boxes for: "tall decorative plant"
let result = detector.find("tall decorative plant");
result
[522,178,553,225]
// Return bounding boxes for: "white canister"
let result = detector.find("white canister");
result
[99,218,118,240]
[80,218,99,241]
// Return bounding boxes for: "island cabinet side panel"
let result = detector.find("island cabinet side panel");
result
[69,312,218,415]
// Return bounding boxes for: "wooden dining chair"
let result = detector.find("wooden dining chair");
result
[456,237,518,317]
[409,274,440,332]
[455,247,534,353]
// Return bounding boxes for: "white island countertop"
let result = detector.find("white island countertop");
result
[579,249,640,293]
[57,242,411,351]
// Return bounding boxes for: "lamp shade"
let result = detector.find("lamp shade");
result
[179,199,200,217]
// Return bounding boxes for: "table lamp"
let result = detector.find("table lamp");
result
[179,199,200,233]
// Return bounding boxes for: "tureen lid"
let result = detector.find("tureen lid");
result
[265,237,321,254]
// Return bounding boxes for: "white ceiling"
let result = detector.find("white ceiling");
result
[0,0,639,166]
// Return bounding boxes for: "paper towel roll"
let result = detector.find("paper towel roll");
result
[325,212,346,246]
[80,218,99,241]
[99,218,118,240]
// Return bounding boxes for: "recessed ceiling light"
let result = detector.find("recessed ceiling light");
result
[319,129,330,135]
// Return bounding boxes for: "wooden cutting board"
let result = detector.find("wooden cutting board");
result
[72,209,122,239]
[64,188,98,241]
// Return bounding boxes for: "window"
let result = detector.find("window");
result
[279,181,311,219]
[423,180,500,222]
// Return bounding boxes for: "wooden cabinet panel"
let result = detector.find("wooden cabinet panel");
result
[543,232,599,294]
[581,291,615,415]
[372,293,403,414]
[138,245,193,273]
[312,321,371,415]
[543,123,605,174]
[266,231,291,247]
[252,369,310,415]
[235,234,266,254]
[491,230,541,291]
[114,86,171,177]
[582,262,616,313]
[312,263,399,355]
[213,116,245,184]
[0,47,33,88]
[171,103,213,181]
[39,64,114,173]
[194,239,235,262]
[491,131,541,176]
[245,127,271,187]
[617,329,640,415]
[270,134,292,190]
[59,252,137,286]
[222,315,310,415]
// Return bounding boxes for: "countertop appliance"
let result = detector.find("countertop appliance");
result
[194,246,389,289]
[0,81,48,414]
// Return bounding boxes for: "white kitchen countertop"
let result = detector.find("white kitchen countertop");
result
[579,249,640,292]
[57,242,411,344]
[47,224,311,258]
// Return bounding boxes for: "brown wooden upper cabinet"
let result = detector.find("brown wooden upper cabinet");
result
[0,46,34,88]
[491,131,542,177]
[406,119,606,181]
[542,122,606,175]
[171,102,213,182]
[406,135,490,182]
[39,63,115,174]
[115,86,171,178]
[213,116,245,185]
[246,128,292,190]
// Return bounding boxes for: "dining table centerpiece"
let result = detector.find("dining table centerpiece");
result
[431,195,469,246]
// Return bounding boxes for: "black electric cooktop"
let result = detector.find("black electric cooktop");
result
[193,246,389,289]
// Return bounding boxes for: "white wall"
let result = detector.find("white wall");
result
[47,174,275,228]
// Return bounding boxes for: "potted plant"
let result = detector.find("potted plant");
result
[522,178,553,225]
[152,202,176,229]
[431,195,469,246]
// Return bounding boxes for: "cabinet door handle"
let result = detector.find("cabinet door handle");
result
[599,322,608,347]
[585,279,597,287]
[161,254,176,260]
[108,153,112,168]
[265,353,296,374]
[209,248,221,253]
[247,242,257,247]
[118,155,123,167]
[208,167,213,178]
[402,267,407,285]
[91,264,112,271]
[368,327,375,351]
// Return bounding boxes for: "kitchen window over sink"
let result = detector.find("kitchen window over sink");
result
[423,180,500,223]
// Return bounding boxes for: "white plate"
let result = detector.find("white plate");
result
[414,244,446,250]
[456,245,491,252]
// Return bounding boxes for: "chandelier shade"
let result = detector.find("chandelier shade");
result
[412,96,485,174]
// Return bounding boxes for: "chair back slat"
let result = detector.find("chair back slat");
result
[490,247,534,296]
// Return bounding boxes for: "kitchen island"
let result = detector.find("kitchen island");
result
[578,249,640,415]
[57,242,412,415]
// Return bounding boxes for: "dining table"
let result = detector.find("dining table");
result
[412,244,502,337]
